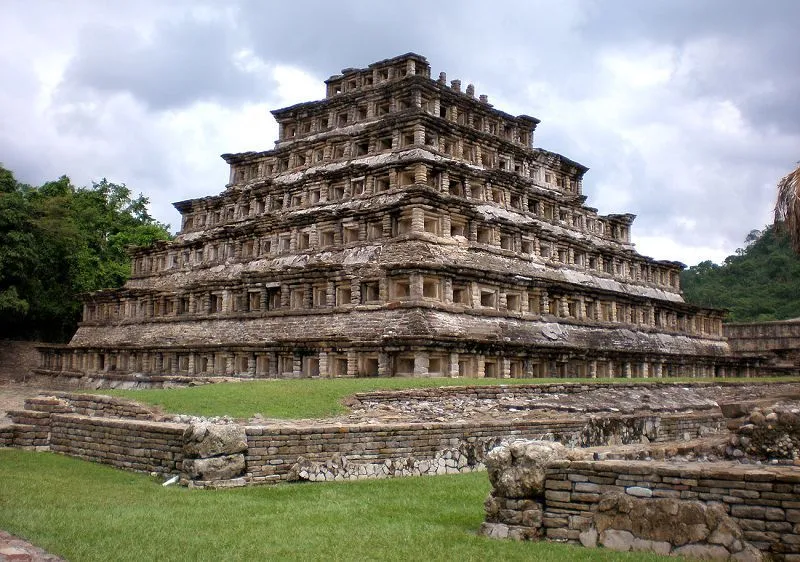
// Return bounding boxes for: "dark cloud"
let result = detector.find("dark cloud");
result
[60,15,267,110]
[576,0,800,134]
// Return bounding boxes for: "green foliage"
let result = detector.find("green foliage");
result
[0,165,171,341]
[681,225,800,322]
[105,376,800,419]
[0,450,670,562]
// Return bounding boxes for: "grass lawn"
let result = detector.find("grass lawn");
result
[0,449,672,562]
[104,376,800,419]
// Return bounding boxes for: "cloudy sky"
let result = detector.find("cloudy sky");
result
[2,0,798,266]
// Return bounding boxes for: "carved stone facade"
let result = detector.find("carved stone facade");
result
[724,319,800,375]
[37,53,747,383]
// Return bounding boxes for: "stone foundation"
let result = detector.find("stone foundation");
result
[481,439,800,560]
[2,389,725,486]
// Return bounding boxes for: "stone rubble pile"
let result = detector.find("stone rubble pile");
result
[727,402,800,462]
[347,383,797,425]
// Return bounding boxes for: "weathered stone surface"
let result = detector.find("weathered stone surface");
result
[578,527,598,548]
[730,545,765,562]
[599,529,634,551]
[592,492,756,555]
[183,423,247,458]
[730,403,800,461]
[625,486,652,498]
[485,440,567,498]
[672,543,731,560]
[182,453,245,481]
[36,52,748,391]
[479,522,509,539]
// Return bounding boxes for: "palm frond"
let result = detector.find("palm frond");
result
[774,164,800,253]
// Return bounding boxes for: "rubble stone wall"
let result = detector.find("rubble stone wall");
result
[245,413,724,483]
[541,460,799,559]
[355,381,764,405]
[482,440,800,560]
[3,392,724,485]
[729,403,800,461]
[51,392,159,419]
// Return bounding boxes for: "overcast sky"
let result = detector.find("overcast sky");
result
[2,0,798,266]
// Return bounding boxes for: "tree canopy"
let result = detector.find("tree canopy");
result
[680,225,800,322]
[0,165,171,342]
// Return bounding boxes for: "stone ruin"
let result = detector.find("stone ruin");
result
[3,381,800,557]
[480,392,800,561]
[725,319,800,377]
[33,52,758,387]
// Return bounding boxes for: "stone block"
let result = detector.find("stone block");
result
[544,490,571,502]
[183,453,246,481]
[600,529,635,551]
[626,486,653,498]
[672,543,730,560]
[183,423,247,458]
[479,522,509,539]
[732,505,767,519]
[579,526,598,547]
[485,440,567,498]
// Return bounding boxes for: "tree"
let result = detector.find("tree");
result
[775,163,800,253]
[681,226,800,322]
[0,165,171,341]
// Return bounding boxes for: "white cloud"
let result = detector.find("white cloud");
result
[1,0,797,270]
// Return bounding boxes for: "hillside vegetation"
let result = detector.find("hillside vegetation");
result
[0,165,171,341]
[681,225,800,322]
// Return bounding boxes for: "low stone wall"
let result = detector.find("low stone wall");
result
[53,392,159,419]
[481,440,800,560]
[246,412,723,483]
[3,392,725,486]
[27,369,243,390]
[354,381,766,404]
[49,414,187,474]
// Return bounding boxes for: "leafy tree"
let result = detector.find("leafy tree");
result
[0,165,171,341]
[681,226,800,322]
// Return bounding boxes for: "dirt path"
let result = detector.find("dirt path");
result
[0,382,51,426]
[0,530,64,561]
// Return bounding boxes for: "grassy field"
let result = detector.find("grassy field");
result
[0,449,673,562]
[104,376,800,419]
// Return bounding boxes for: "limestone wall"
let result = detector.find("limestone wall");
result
[725,320,800,356]
[245,412,723,483]
[3,392,724,486]
[355,381,765,404]
[49,414,187,474]
[481,441,800,560]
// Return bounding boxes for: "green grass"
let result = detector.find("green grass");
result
[0,449,672,562]
[103,376,800,419]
